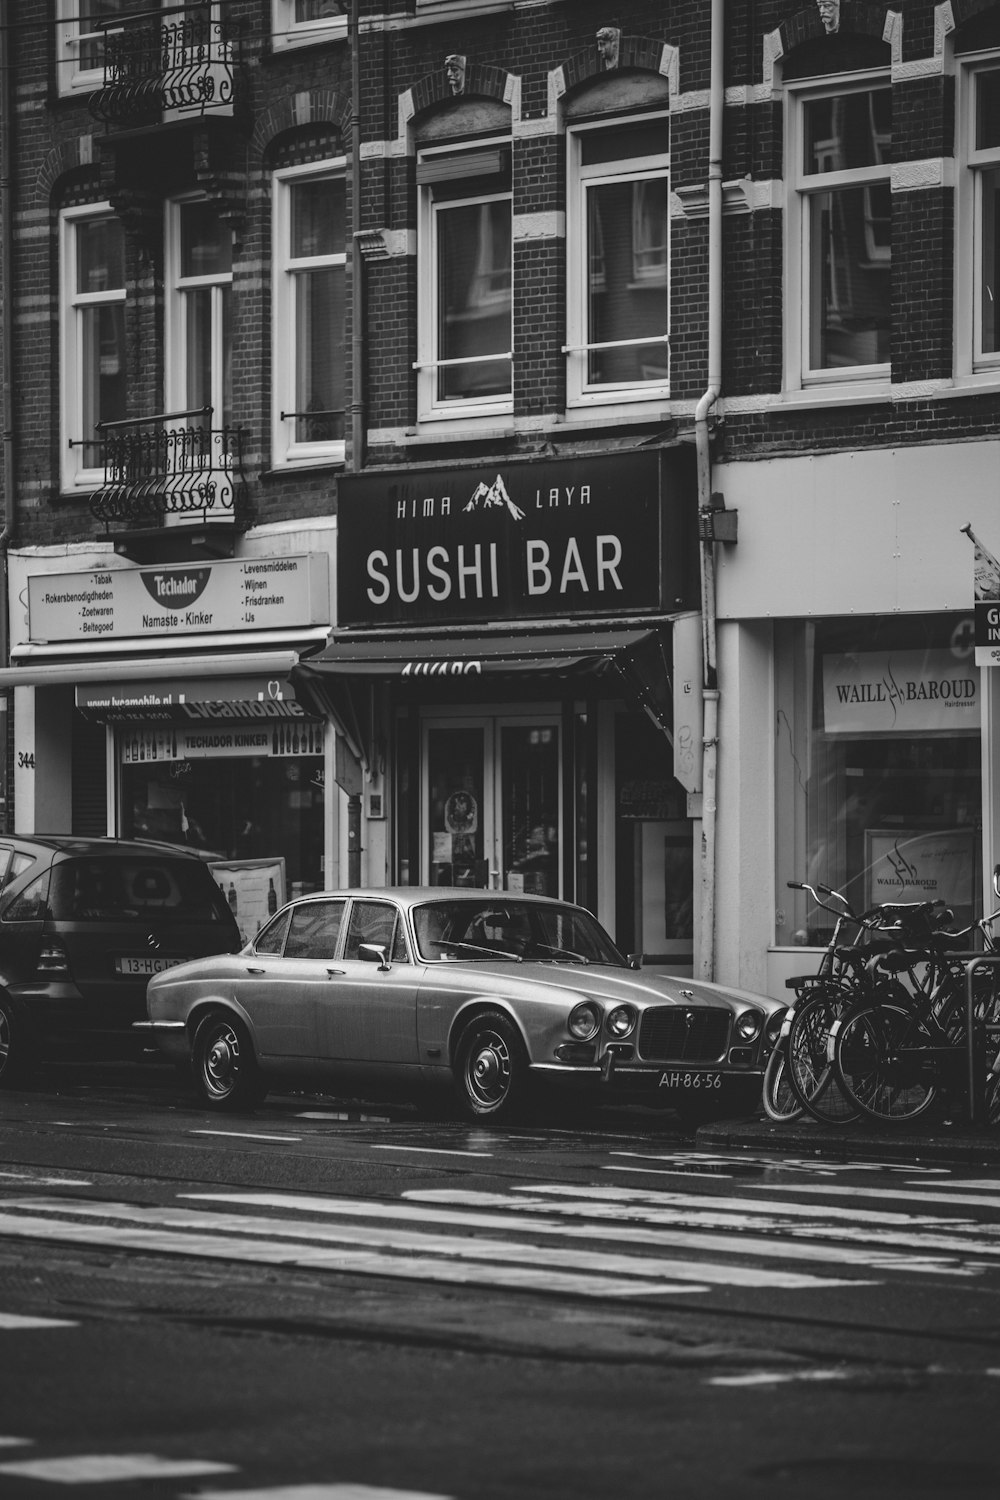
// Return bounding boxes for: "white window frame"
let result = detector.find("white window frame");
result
[59,203,126,494]
[55,1,116,98]
[56,2,225,99]
[958,54,1000,378]
[271,158,348,469]
[565,112,671,413]
[271,0,347,55]
[416,138,513,426]
[164,194,233,426]
[784,72,892,393]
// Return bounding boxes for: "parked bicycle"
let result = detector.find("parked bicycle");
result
[764,881,905,1124]
[829,880,1000,1125]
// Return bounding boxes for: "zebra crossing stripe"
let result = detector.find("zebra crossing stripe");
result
[751,1182,1000,1212]
[0,1195,866,1292]
[0,1312,77,1329]
[189,1485,455,1500]
[0,1210,707,1299]
[0,1454,236,1483]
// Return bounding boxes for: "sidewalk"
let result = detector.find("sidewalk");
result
[697,1111,1000,1166]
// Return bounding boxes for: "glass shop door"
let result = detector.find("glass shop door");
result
[422,716,562,895]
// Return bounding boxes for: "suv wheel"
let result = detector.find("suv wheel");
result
[0,997,34,1088]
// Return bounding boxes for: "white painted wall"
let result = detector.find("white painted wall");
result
[714,440,1000,620]
[714,619,774,993]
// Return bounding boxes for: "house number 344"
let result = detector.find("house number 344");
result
[17,750,35,770]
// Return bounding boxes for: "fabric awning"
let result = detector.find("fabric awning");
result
[290,624,675,767]
[293,626,654,678]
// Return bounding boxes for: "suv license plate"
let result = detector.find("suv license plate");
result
[658,1071,722,1090]
[115,956,184,977]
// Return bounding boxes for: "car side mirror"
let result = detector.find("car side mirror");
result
[627,953,642,971]
[359,943,390,971]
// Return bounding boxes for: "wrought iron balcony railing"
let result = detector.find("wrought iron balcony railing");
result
[89,5,242,128]
[88,409,249,532]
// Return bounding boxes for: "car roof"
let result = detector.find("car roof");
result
[293,888,574,908]
[1,835,209,863]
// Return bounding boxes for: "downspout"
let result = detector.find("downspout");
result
[695,0,724,981]
[346,0,363,884]
[0,0,15,836]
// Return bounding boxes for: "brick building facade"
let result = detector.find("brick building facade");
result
[0,1,997,994]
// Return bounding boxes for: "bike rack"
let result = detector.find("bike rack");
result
[964,953,1000,1126]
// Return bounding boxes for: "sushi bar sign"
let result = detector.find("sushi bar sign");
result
[336,451,693,628]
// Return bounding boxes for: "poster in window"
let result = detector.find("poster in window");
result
[864,829,975,913]
[210,857,286,947]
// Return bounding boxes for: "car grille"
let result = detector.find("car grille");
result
[638,1007,730,1063]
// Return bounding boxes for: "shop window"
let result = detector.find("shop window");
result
[416,141,513,421]
[785,78,891,388]
[272,161,347,467]
[959,61,1000,374]
[60,205,127,494]
[165,197,233,428]
[774,615,982,947]
[121,744,325,906]
[565,115,670,410]
[271,0,346,53]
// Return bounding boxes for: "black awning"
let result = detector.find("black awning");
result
[289,624,674,768]
[293,626,653,678]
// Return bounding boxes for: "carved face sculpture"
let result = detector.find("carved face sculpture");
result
[444,55,466,96]
[596,27,620,70]
[816,0,840,33]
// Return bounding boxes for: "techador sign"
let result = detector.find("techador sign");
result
[336,450,695,628]
[140,568,212,609]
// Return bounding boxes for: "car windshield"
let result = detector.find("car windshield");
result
[49,857,233,923]
[411,899,627,966]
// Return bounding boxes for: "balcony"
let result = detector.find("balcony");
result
[89,6,244,130]
[89,409,249,562]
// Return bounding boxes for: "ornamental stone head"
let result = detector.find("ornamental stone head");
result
[816,0,840,33]
[444,55,466,96]
[596,26,620,71]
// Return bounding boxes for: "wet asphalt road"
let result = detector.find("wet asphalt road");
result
[0,1063,999,1499]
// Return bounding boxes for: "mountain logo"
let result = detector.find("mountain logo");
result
[463,473,525,521]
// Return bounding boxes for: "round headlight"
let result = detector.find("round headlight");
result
[606,1004,637,1039]
[737,1009,763,1042]
[568,1001,601,1041]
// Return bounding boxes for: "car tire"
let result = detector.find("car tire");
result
[192,1011,267,1111]
[0,997,35,1089]
[454,1009,529,1123]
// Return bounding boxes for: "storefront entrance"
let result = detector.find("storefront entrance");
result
[423,713,562,894]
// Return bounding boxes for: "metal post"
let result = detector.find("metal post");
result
[964,954,1000,1126]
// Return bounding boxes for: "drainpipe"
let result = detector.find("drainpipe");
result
[695,0,724,982]
[346,0,363,884]
[349,0,364,472]
[0,0,15,835]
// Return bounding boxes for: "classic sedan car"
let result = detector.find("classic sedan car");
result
[139,889,785,1123]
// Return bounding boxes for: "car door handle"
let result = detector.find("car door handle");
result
[245,966,266,974]
[326,968,345,977]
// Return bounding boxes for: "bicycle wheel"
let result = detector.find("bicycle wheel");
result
[786,988,862,1124]
[761,1043,804,1123]
[832,999,938,1123]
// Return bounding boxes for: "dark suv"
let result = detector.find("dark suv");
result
[0,836,242,1083]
